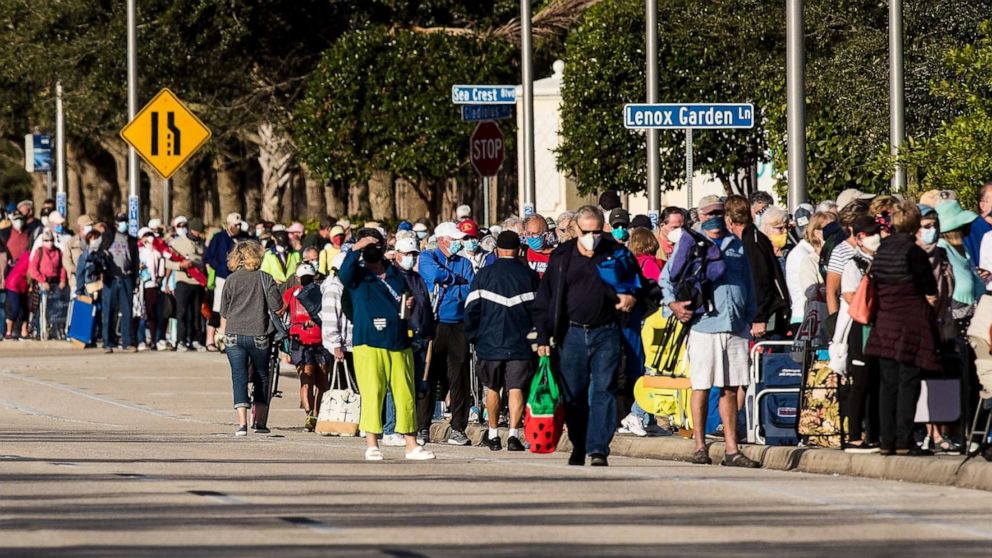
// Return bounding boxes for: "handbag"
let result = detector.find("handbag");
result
[315,359,362,436]
[524,356,565,453]
[848,273,877,325]
[259,272,289,343]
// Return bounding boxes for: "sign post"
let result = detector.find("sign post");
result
[55,81,67,217]
[624,103,754,208]
[470,121,505,227]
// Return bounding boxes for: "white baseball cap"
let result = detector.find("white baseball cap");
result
[295,263,316,278]
[226,212,243,226]
[456,204,472,219]
[173,216,188,227]
[413,222,429,233]
[137,227,154,239]
[148,218,163,229]
[47,211,65,225]
[435,221,466,240]
[272,224,286,232]
[395,237,420,254]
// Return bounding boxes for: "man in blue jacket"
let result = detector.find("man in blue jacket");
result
[464,231,539,451]
[204,213,246,350]
[417,221,475,445]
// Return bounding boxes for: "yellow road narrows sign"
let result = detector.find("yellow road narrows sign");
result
[119,88,211,179]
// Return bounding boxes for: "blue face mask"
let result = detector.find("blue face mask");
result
[117,221,128,233]
[464,239,480,253]
[612,227,628,241]
[920,227,938,245]
[526,236,545,251]
[448,240,463,254]
[416,231,428,240]
[701,216,725,232]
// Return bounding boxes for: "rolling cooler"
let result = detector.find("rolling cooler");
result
[745,341,805,445]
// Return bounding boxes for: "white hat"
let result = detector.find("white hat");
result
[395,237,420,254]
[836,188,875,211]
[488,224,503,236]
[173,216,188,226]
[295,263,316,278]
[288,222,305,234]
[456,204,472,219]
[226,212,243,226]
[272,224,286,232]
[148,218,163,229]
[337,218,351,229]
[413,222,428,233]
[47,211,65,225]
[435,221,466,240]
[137,227,154,238]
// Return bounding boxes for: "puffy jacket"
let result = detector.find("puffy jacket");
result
[464,258,540,361]
[418,248,474,324]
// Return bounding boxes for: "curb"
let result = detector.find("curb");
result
[428,422,992,492]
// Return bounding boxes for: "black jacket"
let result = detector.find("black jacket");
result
[399,267,436,340]
[464,257,540,361]
[741,224,790,324]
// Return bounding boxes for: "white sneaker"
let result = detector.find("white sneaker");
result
[364,447,384,461]
[137,342,148,352]
[191,342,205,352]
[405,446,435,460]
[621,413,648,437]
[382,433,405,447]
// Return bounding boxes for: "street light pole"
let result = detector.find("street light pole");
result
[126,0,140,235]
[786,0,808,211]
[889,0,905,191]
[646,0,660,227]
[520,0,536,217]
[55,81,67,218]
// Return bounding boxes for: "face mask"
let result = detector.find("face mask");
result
[240,221,249,233]
[276,245,285,254]
[861,234,882,252]
[920,227,938,245]
[526,236,545,251]
[399,255,416,270]
[701,216,724,232]
[448,240,463,254]
[83,225,93,235]
[12,220,22,232]
[176,227,188,237]
[754,212,763,229]
[117,221,128,233]
[88,240,101,250]
[55,225,64,234]
[770,232,788,250]
[612,227,628,242]
[255,228,264,238]
[41,216,49,227]
[464,239,480,253]
[579,233,601,251]
[416,231,428,240]
[362,245,383,263]
[667,228,684,245]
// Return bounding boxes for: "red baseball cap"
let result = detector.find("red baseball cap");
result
[457,219,480,238]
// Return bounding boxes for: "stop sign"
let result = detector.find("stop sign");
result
[470,121,504,177]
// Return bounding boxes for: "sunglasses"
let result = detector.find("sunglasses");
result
[578,228,603,235]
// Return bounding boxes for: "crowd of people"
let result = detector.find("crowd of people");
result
[4,183,992,465]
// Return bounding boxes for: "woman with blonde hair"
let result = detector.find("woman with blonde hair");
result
[785,211,836,338]
[219,240,284,437]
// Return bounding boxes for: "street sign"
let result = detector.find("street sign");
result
[623,103,755,129]
[120,88,211,179]
[461,104,513,122]
[452,85,516,105]
[24,134,52,173]
[470,121,505,177]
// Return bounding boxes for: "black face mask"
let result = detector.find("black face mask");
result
[362,245,384,264]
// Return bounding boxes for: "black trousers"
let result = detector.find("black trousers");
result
[842,323,879,442]
[877,357,922,450]
[416,322,470,433]
[174,283,203,347]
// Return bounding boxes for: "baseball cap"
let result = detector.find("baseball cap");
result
[395,237,420,254]
[272,224,286,232]
[836,188,875,211]
[188,218,205,233]
[435,221,466,240]
[174,216,188,227]
[599,190,621,211]
[413,222,429,233]
[226,212,243,226]
[496,230,520,250]
[456,204,472,220]
[295,263,316,278]
[698,195,723,214]
[77,215,94,228]
[457,219,480,238]
[330,225,345,237]
[17,199,33,210]
[609,208,631,228]
[147,218,162,229]
[397,220,413,232]
[47,211,65,225]
[137,227,154,239]
[288,222,305,234]
[337,218,351,229]
[793,202,814,231]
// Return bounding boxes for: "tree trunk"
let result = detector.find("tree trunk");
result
[255,123,294,222]
[170,165,194,222]
[214,152,242,222]
[368,170,395,222]
[301,164,327,221]
[349,180,370,219]
[324,180,347,219]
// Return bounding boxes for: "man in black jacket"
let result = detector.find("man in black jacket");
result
[464,231,539,452]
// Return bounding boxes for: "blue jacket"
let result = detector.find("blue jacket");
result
[418,248,474,324]
[661,232,756,336]
[464,257,540,361]
[965,216,991,264]
[399,268,436,340]
[204,230,238,279]
[336,250,410,351]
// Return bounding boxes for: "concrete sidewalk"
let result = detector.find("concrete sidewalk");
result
[429,423,992,492]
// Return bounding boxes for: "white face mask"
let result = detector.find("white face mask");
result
[667,228,684,245]
[579,233,600,252]
[861,234,882,253]
[83,225,93,235]
[176,227,188,237]
[399,255,416,270]
[11,220,23,232]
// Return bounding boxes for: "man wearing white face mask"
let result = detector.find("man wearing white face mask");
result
[99,213,140,353]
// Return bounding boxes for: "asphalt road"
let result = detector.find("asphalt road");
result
[3,344,992,557]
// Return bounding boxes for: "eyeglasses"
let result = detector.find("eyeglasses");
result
[578,228,603,235]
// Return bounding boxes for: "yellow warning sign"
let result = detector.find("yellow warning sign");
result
[119,88,211,179]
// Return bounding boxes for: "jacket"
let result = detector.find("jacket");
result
[399,267,436,340]
[741,223,790,324]
[5,254,29,294]
[165,234,206,285]
[336,249,410,350]
[464,257,540,361]
[29,246,66,284]
[100,229,139,281]
[204,230,239,279]
[261,248,300,284]
[418,248,474,324]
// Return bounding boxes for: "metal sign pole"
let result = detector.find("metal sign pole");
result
[646,0,660,227]
[889,0,905,191]
[520,0,536,217]
[163,178,170,225]
[126,0,140,236]
[482,175,490,228]
[55,81,67,217]
[786,0,808,211]
[685,128,693,208]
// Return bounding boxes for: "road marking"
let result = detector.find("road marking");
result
[0,397,128,428]
[188,490,246,505]
[279,516,339,534]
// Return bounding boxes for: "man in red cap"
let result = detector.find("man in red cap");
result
[457,219,492,272]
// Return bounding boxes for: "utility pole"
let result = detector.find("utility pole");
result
[645,0,660,227]
[55,81,67,217]
[520,0,536,217]
[126,0,140,235]
[786,0,809,211]
[889,0,905,191]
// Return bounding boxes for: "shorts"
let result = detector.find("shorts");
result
[477,359,532,391]
[290,343,326,367]
[687,330,750,390]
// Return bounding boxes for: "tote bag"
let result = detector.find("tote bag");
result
[315,359,361,436]
[524,356,565,453]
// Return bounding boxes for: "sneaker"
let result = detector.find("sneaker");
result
[721,452,760,468]
[482,431,502,451]
[416,429,429,446]
[303,415,317,432]
[191,341,206,352]
[176,344,190,353]
[137,342,148,352]
[844,441,880,454]
[590,454,609,467]
[121,346,138,353]
[506,435,525,452]
[364,447,384,461]
[156,340,170,351]
[382,433,406,447]
[645,423,673,437]
[902,446,934,457]
[234,425,248,437]
[103,347,114,354]
[620,413,647,437]
[253,424,270,434]
[447,430,470,446]
[568,450,585,466]
[405,446,435,460]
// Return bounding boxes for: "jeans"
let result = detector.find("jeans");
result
[559,322,621,456]
[101,276,133,349]
[878,357,923,450]
[383,390,397,436]
[226,334,272,409]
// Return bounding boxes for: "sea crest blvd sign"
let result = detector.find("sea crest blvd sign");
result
[451,85,516,105]
[623,103,755,129]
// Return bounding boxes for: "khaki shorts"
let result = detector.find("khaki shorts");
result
[687,330,750,390]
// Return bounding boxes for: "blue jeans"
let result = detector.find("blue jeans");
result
[383,390,397,436]
[225,334,272,409]
[101,276,134,349]
[559,322,621,456]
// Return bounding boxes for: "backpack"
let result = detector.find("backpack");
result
[817,222,847,278]
[666,228,726,315]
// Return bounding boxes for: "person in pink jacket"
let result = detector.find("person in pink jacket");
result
[5,252,30,339]
[29,232,68,290]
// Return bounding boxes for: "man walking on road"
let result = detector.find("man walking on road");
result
[464,230,539,452]
[534,205,637,467]
[662,195,760,468]
[418,221,475,446]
